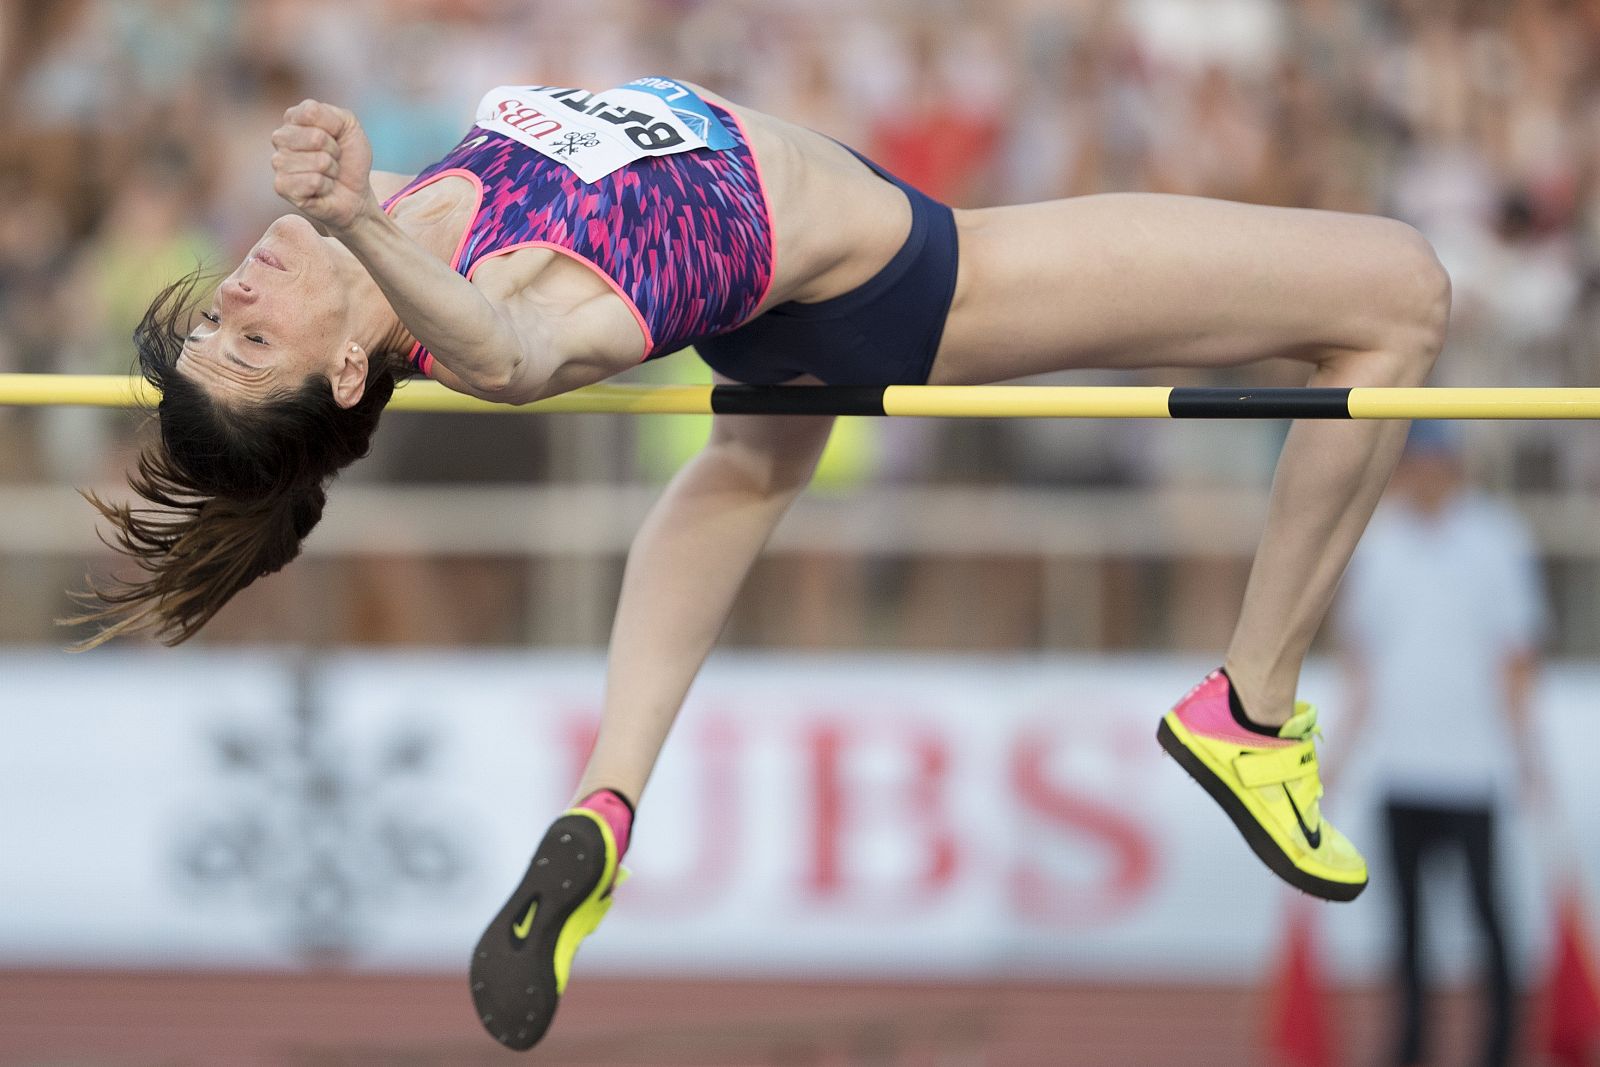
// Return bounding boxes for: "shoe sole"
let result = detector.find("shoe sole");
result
[469,813,609,1051]
[1157,717,1365,903]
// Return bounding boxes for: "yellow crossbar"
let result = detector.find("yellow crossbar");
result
[3,374,1600,419]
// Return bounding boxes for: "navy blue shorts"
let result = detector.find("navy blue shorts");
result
[696,150,958,387]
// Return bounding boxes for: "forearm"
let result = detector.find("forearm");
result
[271,100,545,396]
[1329,651,1371,783]
[1503,649,1542,787]
[576,442,811,801]
[337,204,543,394]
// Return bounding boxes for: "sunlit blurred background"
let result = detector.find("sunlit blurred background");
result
[2,1,1599,1065]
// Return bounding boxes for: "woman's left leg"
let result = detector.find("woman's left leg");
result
[470,400,835,1051]
[933,192,1451,723]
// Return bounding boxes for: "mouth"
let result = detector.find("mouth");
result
[251,245,288,271]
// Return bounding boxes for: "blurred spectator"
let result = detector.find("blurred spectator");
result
[71,148,218,369]
[866,17,1008,205]
[6,0,1600,645]
[8,0,1600,484]
[1337,421,1547,1067]
[38,148,219,483]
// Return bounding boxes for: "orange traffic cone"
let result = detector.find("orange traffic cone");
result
[1266,897,1336,1067]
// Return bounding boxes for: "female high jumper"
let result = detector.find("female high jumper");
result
[79,77,1449,1050]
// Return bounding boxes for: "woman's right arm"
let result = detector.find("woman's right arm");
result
[572,403,835,802]
[274,100,630,400]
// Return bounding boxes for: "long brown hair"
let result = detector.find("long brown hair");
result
[66,269,403,649]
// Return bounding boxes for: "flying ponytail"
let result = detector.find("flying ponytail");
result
[66,269,400,649]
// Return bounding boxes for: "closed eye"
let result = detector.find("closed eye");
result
[187,310,218,341]
[197,310,267,345]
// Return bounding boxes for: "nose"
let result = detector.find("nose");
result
[220,277,257,304]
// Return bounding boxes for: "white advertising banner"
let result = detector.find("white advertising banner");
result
[1,650,1594,981]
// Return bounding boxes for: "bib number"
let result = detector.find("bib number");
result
[474,78,730,183]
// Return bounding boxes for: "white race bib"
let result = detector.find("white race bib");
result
[473,78,732,184]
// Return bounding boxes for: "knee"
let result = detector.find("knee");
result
[1392,222,1452,354]
[1365,220,1452,385]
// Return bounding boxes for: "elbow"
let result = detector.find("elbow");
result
[464,359,526,403]
[461,316,539,401]
[470,334,565,405]
[470,377,518,404]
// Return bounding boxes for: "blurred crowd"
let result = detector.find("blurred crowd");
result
[3,0,1600,645]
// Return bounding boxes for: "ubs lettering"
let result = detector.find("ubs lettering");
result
[495,100,561,139]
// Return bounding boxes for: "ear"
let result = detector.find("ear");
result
[330,341,369,409]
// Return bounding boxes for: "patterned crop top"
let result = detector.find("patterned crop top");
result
[382,78,775,375]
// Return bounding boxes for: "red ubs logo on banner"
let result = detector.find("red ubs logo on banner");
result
[559,701,1160,927]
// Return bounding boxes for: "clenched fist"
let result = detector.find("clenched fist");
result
[271,99,376,234]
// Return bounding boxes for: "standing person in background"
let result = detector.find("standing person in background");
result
[1338,420,1547,1067]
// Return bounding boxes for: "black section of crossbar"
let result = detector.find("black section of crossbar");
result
[1167,387,1353,419]
[710,385,888,416]
[707,385,1359,418]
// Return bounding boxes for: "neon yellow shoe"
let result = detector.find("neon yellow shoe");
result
[469,809,628,1050]
[1157,669,1366,902]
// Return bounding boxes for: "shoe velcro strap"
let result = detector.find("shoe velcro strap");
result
[1233,743,1319,788]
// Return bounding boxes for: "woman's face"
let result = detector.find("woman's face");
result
[177,214,360,407]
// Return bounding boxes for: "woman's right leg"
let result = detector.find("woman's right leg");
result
[932,193,1449,900]
[934,193,1452,724]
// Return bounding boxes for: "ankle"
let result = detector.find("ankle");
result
[1219,663,1292,729]
[575,787,635,858]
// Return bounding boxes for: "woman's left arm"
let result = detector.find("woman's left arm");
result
[273,100,583,402]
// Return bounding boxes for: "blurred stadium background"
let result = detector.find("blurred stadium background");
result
[2,0,1599,1064]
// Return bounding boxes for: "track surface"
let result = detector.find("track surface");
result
[0,970,1518,1066]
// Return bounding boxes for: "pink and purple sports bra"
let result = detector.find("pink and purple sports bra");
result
[383,78,775,376]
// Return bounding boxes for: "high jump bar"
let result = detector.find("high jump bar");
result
[3,374,1600,419]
